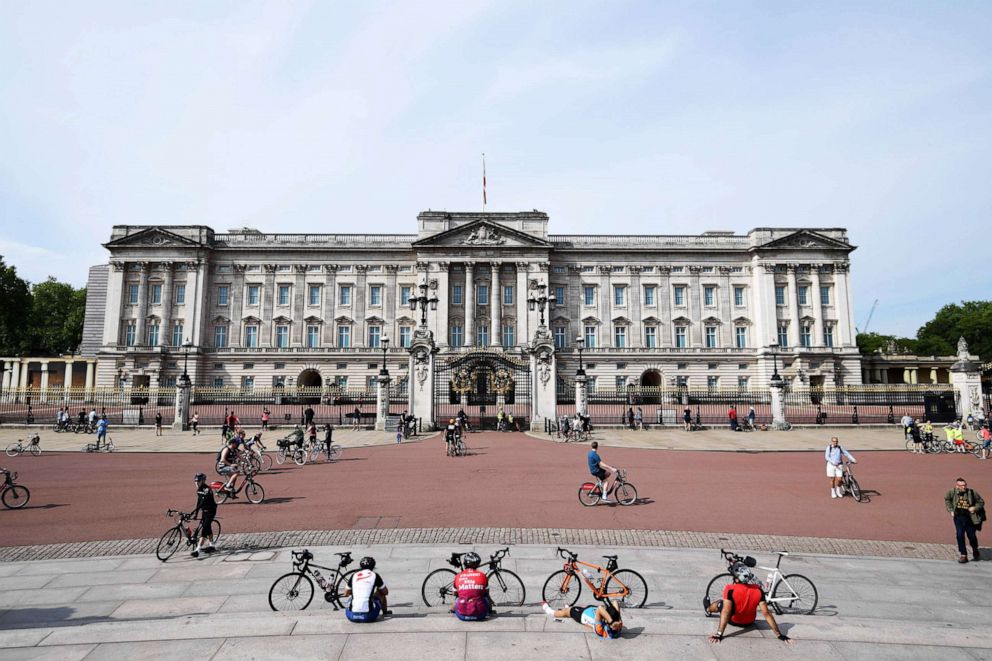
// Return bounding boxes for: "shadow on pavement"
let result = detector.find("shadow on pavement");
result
[17,503,69,511]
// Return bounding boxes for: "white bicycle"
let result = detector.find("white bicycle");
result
[705,549,818,615]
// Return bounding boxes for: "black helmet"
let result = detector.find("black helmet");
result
[462,552,481,569]
[359,556,376,570]
[193,472,206,482]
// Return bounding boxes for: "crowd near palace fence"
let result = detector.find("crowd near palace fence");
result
[0,383,964,429]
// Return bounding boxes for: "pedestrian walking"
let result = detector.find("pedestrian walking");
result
[634,407,643,430]
[96,416,109,450]
[728,405,738,431]
[191,412,199,435]
[944,478,985,563]
[352,406,361,431]
[155,412,163,436]
[683,406,692,432]
[304,406,315,427]
[261,408,270,430]
[626,408,635,430]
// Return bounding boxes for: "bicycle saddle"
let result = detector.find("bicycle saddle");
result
[335,552,352,558]
[602,555,618,561]
[776,551,789,556]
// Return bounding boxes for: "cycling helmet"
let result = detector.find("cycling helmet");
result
[731,561,754,583]
[462,552,481,569]
[359,556,376,570]
[193,472,206,482]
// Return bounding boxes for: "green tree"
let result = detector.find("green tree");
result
[856,332,917,356]
[0,257,32,354]
[916,301,992,360]
[26,278,87,356]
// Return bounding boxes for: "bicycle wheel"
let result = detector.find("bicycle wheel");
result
[329,445,342,462]
[421,568,457,607]
[269,572,315,611]
[155,526,184,561]
[275,449,287,465]
[578,483,601,507]
[209,518,222,544]
[331,569,358,609]
[293,449,307,466]
[213,487,228,505]
[616,483,638,506]
[904,439,915,452]
[259,453,273,471]
[487,568,526,607]
[30,445,41,457]
[5,444,19,457]
[106,440,115,452]
[604,569,648,608]
[771,574,818,615]
[848,476,863,502]
[542,570,581,609]
[705,573,733,607]
[245,481,265,504]
[1,485,30,509]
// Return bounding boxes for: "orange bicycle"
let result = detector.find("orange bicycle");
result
[541,547,648,609]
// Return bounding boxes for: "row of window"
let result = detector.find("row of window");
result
[216,375,386,390]
[126,283,186,306]
[561,375,751,391]
[777,323,835,348]
[775,284,832,307]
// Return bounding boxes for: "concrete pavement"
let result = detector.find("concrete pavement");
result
[1,542,991,660]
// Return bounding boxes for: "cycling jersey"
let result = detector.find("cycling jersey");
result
[722,582,765,626]
[195,484,217,516]
[453,569,489,620]
[348,569,384,614]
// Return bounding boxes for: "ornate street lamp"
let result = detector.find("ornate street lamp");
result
[527,283,556,327]
[181,338,193,384]
[409,281,439,327]
[379,336,390,376]
[769,343,783,386]
[575,336,586,377]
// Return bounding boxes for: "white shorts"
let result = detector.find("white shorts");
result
[826,463,843,478]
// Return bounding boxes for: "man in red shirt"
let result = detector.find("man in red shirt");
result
[449,552,492,621]
[704,562,793,645]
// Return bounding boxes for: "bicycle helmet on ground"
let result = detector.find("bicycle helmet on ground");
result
[731,561,754,583]
[360,556,376,570]
[462,552,481,569]
[193,472,206,482]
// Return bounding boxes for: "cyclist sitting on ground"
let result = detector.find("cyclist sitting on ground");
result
[825,437,856,499]
[587,441,617,502]
[216,437,241,499]
[704,561,793,645]
[450,552,492,621]
[542,598,623,639]
[190,473,217,557]
[342,556,391,622]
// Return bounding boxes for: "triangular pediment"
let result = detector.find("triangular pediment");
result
[641,316,662,325]
[334,315,353,324]
[303,315,323,324]
[733,316,752,325]
[272,315,293,324]
[702,316,722,325]
[412,219,552,248]
[753,230,854,252]
[672,316,692,325]
[242,315,261,323]
[581,316,601,326]
[105,227,203,248]
[212,315,231,324]
[611,315,632,326]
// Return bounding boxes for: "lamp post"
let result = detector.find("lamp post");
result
[379,336,390,376]
[181,338,193,384]
[769,343,782,385]
[409,281,439,327]
[527,283,556,327]
[575,337,586,377]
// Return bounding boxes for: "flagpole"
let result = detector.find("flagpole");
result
[482,153,487,213]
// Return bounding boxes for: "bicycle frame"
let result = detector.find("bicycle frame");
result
[558,554,630,601]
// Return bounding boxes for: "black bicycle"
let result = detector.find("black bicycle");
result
[840,460,863,502]
[268,550,357,611]
[421,547,526,607]
[155,509,221,561]
[0,469,30,509]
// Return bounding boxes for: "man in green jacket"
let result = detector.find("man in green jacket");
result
[944,478,985,563]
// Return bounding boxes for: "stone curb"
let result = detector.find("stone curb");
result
[0,527,956,563]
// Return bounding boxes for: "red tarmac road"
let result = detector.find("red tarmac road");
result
[1,433,986,548]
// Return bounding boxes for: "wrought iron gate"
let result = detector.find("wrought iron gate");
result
[434,350,532,429]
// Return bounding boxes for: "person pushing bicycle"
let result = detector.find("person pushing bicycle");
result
[704,561,793,645]
[587,441,617,502]
[190,472,217,557]
[825,437,855,499]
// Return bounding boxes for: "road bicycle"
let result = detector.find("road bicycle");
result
[446,432,467,457]
[6,433,42,457]
[542,547,648,609]
[578,468,638,506]
[275,439,308,466]
[209,467,265,504]
[82,437,115,453]
[839,460,863,502]
[421,547,526,607]
[705,549,817,615]
[242,434,273,472]
[308,439,342,463]
[0,469,30,509]
[155,509,222,561]
[268,549,357,611]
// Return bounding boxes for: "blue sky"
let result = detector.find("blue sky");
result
[1,1,989,337]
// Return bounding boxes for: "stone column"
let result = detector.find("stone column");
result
[629,266,642,347]
[261,265,276,346]
[229,264,246,346]
[688,266,703,347]
[516,263,529,345]
[375,374,392,431]
[950,340,985,422]
[810,266,824,346]
[40,361,50,403]
[324,265,338,345]
[574,374,588,416]
[174,376,191,430]
[718,266,733,347]
[18,360,28,389]
[408,337,436,430]
[355,265,369,347]
[770,379,788,429]
[64,361,74,394]
[292,265,307,347]
[385,264,399,342]
[833,262,853,347]
[160,263,174,345]
[104,261,126,347]
[1,361,11,393]
[598,266,611,345]
[490,262,500,346]
[929,367,938,384]
[910,368,918,384]
[434,263,449,347]
[85,360,96,393]
[786,265,800,348]
[135,263,150,345]
[465,262,476,345]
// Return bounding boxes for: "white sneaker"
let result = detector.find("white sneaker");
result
[600,497,612,503]
[831,491,838,498]
[541,601,555,617]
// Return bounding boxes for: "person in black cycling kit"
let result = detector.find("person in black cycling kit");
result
[191,473,217,557]
[216,437,241,499]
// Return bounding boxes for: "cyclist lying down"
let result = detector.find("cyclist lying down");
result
[704,561,793,645]
[542,598,623,639]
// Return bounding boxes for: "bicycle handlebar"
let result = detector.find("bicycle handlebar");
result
[556,547,578,561]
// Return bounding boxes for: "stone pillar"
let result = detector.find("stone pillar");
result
[786,265,800,348]
[516,263,529,345]
[375,374,392,431]
[910,368,918,384]
[529,335,557,430]
[18,361,28,389]
[575,374,588,416]
[629,266,642,347]
[950,339,985,422]
[40,361,50,403]
[261,265,276,346]
[292,265,307,347]
[770,378,787,429]
[929,367,938,384]
[1,361,10,393]
[64,361,74,396]
[490,262,500,346]
[902,368,910,385]
[833,262,853,347]
[174,376,191,430]
[160,263,174,345]
[811,266,824,346]
[85,360,96,392]
[465,262,475,345]
[324,264,338,345]
[408,335,436,430]
[434,263,449,347]
[135,263,150,344]
[688,266,703,347]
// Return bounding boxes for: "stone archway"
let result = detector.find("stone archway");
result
[298,369,323,404]
[640,369,663,404]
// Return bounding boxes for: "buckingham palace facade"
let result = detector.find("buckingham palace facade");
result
[81,211,862,396]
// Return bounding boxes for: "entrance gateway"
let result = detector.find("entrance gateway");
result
[433,349,532,429]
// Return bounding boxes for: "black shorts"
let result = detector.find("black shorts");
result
[569,606,585,623]
[199,513,215,537]
[592,468,608,480]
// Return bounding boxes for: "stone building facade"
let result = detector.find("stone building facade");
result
[81,211,862,397]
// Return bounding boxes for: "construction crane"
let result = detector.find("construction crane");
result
[857,299,879,334]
